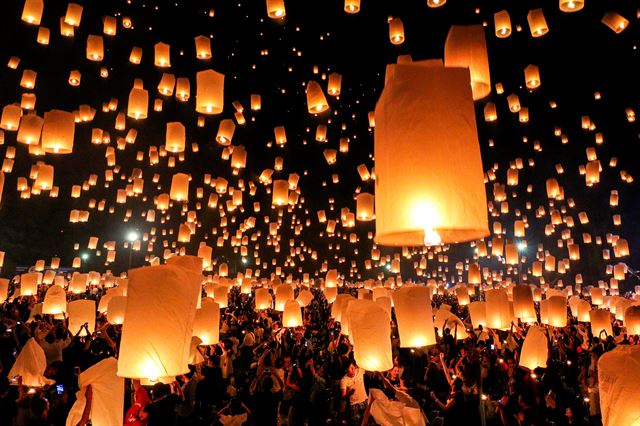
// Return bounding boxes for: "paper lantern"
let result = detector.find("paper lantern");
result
[485,288,511,330]
[349,300,393,371]
[17,114,43,144]
[194,35,212,59]
[527,9,549,37]
[494,10,511,38]
[20,272,39,296]
[7,338,54,388]
[68,300,96,336]
[328,72,342,96]
[625,306,640,335]
[166,122,185,153]
[283,300,302,327]
[214,285,229,308]
[547,296,567,327]
[41,110,74,154]
[389,17,404,45]
[272,180,289,206]
[324,286,337,304]
[524,65,540,89]
[598,345,640,426]
[374,63,488,246]
[356,192,375,221]
[601,12,629,34]
[306,81,329,113]
[255,287,272,310]
[393,287,435,347]
[117,264,201,380]
[344,0,360,14]
[192,298,220,345]
[519,326,548,371]
[426,0,445,8]
[0,278,9,303]
[170,173,189,202]
[86,35,104,61]
[275,284,294,311]
[590,309,613,338]
[455,286,470,306]
[196,70,224,114]
[154,42,171,67]
[559,0,584,12]
[64,3,83,26]
[107,296,127,325]
[296,289,314,307]
[22,0,43,25]
[468,301,486,328]
[266,0,285,19]
[216,119,235,145]
[513,285,536,323]
[591,287,604,305]
[34,164,53,190]
[42,285,66,315]
[444,25,491,100]
[484,102,497,122]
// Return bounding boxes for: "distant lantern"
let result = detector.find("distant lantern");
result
[86,35,104,61]
[22,0,44,25]
[494,10,511,38]
[41,110,75,154]
[524,65,540,89]
[166,122,186,153]
[272,180,289,206]
[598,346,640,426]
[356,193,375,221]
[601,12,629,34]
[251,94,262,110]
[34,164,53,190]
[127,88,149,119]
[266,0,286,18]
[519,326,548,370]
[344,0,360,14]
[485,288,511,329]
[216,119,235,145]
[154,42,171,67]
[388,17,405,45]
[374,63,488,246]
[196,70,224,114]
[349,300,393,371]
[193,298,220,345]
[527,9,549,37]
[393,287,436,347]
[117,264,201,380]
[17,114,43,145]
[274,126,287,145]
[170,173,190,202]
[64,3,83,26]
[306,81,329,113]
[283,300,302,327]
[559,0,584,13]
[328,73,342,96]
[194,35,212,59]
[427,0,446,8]
[68,70,81,86]
[444,25,491,100]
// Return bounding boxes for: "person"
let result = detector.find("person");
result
[125,379,151,426]
[430,377,466,425]
[142,382,183,426]
[340,360,368,426]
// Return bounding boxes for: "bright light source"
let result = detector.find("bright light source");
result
[517,242,527,251]
[385,264,391,270]
[127,231,139,242]
[241,258,247,264]
[81,253,89,260]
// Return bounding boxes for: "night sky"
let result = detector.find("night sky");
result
[1,0,639,292]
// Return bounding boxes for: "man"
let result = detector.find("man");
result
[143,382,183,426]
[340,360,367,426]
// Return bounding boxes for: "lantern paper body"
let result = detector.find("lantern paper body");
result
[374,63,488,246]
[41,110,75,154]
[625,306,640,335]
[20,272,39,296]
[255,288,272,310]
[283,300,303,328]
[393,287,435,347]
[468,301,486,328]
[590,309,613,339]
[193,298,220,345]
[547,296,567,327]
[8,338,55,387]
[349,300,393,372]
[513,286,536,323]
[598,345,640,426]
[196,70,224,114]
[306,81,329,113]
[42,285,66,315]
[444,25,491,100]
[107,296,127,325]
[275,284,294,311]
[117,264,201,380]
[68,300,96,337]
[485,289,511,330]
[519,326,548,371]
[65,357,124,426]
[296,289,314,307]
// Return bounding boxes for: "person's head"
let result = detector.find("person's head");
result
[55,326,66,340]
[389,365,399,378]
[452,377,463,392]
[346,360,357,377]
[31,396,49,418]
[152,382,169,400]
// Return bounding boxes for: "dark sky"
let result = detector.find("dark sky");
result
[0,0,639,292]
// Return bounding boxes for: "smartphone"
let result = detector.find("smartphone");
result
[490,344,495,350]
[56,384,64,395]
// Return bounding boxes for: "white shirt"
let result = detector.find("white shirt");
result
[340,367,367,405]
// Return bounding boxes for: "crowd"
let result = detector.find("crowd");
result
[0,281,629,426]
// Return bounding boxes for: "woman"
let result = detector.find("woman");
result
[430,377,466,425]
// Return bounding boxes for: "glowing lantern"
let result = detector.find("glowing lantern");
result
[266,0,286,19]
[356,193,374,221]
[524,65,540,89]
[68,300,96,336]
[117,264,201,380]
[427,0,446,7]
[107,296,127,325]
[170,173,189,202]
[20,272,39,296]
[601,12,629,34]
[154,42,171,67]
[468,301,486,328]
[7,338,54,387]
[519,326,548,370]
[328,72,342,96]
[306,81,329,113]
[590,309,613,338]
[193,298,220,345]
[283,300,302,327]
[349,300,393,371]
[393,287,435,347]
[624,306,640,335]
[547,296,567,327]
[214,285,229,308]
[388,17,405,44]
[513,286,536,323]
[527,9,549,37]
[485,288,511,329]
[194,35,212,59]
[166,122,185,153]
[275,284,294,311]
[344,0,360,14]
[22,0,43,25]
[374,63,488,246]
[86,35,104,61]
[41,110,74,154]
[598,346,640,426]
[216,119,235,145]
[196,70,224,114]
[42,285,66,315]
[494,10,511,38]
[272,180,289,206]
[559,0,584,12]
[456,286,470,306]
[445,25,491,100]
[17,115,43,144]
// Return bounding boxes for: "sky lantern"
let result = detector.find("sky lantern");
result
[374,63,488,246]
[494,10,511,38]
[20,272,39,296]
[601,12,629,34]
[193,298,220,345]
[624,306,640,335]
[524,64,540,89]
[118,264,201,380]
[64,3,83,26]
[388,17,405,45]
[598,346,640,426]
[349,300,393,371]
[519,326,548,370]
[196,70,224,114]
[17,114,43,145]
[590,308,613,338]
[1,104,23,131]
[455,285,470,305]
[560,0,584,13]
[356,193,374,221]
[40,110,74,154]
[275,284,294,311]
[166,122,186,153]
[328,72,342,96]
[427,0,446,8]
[216,119,235,145]
[194,35,212,59]
[68,300,96,336]
[127,88,149,119]
[306,81,329,113]
[266,0,286,19]
[255,287,272,310]
[21,0,43,25]
[444,25,491,100]
[393,286,435,347]
[272,180,289,206]
[485,288,511,329]
[547,295,567,327]
[214,285,229,308]
[527,9,549,37]
[154,42,171,67]
[86,35,104,61]
[42,285,66,315]
[170,173,190,202]
[7,338,54,388]
[344,0,360,14]
[283,300,303,327]
[107,296,127,325]
[34,164,53,190]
